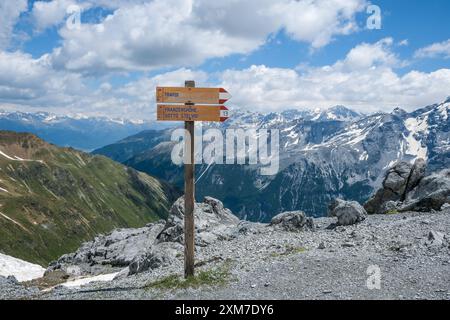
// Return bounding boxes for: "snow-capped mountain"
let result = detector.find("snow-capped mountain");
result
[0,110,173,151]
[96,100,449,221]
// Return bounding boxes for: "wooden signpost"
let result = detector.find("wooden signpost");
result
[156,86,231,104]
[157,105,229,122]
[156,81,231,278]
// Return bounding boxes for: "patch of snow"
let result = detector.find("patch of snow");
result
[404,117,429,135]
[404,133,428,160]
[0,187,8,193]
[0,149,43,163]
[0,211,28,231]
[0,253,45,282]
[281,125,296,132]
[326,112,337,120]
[129,119,145,125]
[439,102,449,120]
[403,117,428,160]
[359,151,369,161]
[287,131,298,139]
[0,150,15,160]
[61,272,119,289]
[384,160,397,170]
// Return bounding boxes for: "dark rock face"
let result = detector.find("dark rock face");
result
[365,159,450,214]
[328,199,367,226]
[270,211,315,232]
[405,159,427,198]
[400,169,450,212]
[365,159,427,214]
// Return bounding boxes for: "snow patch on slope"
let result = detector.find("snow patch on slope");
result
[404,117,428,160]
[439,102,449,120]
[0,150,44,163]
[0,253,45,282]
[61,272,119,289]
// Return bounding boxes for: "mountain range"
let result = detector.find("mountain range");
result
[0,110,173,151]
[94,99,450,221]
[0,131,179,265]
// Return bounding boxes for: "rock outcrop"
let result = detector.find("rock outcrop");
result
[400,169,450,212]
[156,196,240,246]
[270,211,315,231]
[365,159,450,214]
[47,196,240,277]
[328,199,367,226]
[47,221,169,276]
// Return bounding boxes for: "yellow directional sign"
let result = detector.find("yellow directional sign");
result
[156,87,231,104]
[157,104,229,122]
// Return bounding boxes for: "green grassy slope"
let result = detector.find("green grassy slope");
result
[0,131,179,265]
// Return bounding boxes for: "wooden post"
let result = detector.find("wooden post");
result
[184,80,195,278]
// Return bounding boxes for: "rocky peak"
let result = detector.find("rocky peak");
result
[0,131,50,159]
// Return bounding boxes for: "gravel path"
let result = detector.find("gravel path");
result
[3,210,450,300]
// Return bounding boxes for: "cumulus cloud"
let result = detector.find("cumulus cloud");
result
[270,0,365,48]
[32,0,82,31]
[0,51,207,119]
[46,0,367,74]
[415,39,450,59]
[31,0,150,31]
[0,0,28,49]
[218,39,450,113]
[0,50,87,108]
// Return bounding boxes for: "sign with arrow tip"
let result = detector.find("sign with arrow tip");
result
[157,105,229,122]
[156,87,231,104]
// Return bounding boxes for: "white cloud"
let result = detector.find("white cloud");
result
[47,0,367,74]
[110,68,209,118]
[0,51,207,119]
[415,39,450,59]
[32,0,81,31]
[2,38,450,119]
[338,37,400,70]
[0,0,28,49]
[31,0,150,31]
[0,50,87,107]
[271,0,365,48]
[218,39,450,113]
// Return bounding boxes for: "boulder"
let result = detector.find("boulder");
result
[328,199,367,226]
[156,196,240,246]
[383,161,413,195]
[365,159,427,214]
[427,230,445,248]
[399,169,450,212]
[270,211,315,232]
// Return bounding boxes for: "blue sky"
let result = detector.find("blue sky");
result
[1,0,449,119]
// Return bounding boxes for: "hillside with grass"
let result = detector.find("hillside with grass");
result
[0,131,179,265]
